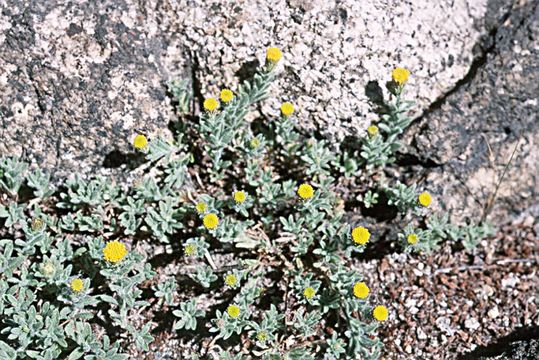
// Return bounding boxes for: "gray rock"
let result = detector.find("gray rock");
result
[1,0,536,224]
[403,0,539,224]
[1,0,501,181]
[467,339,539,360]
[0,0,188,180]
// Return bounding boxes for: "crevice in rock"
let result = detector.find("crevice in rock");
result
[27,77,47,115]
[188,50,204,112]
[412,2,515,130]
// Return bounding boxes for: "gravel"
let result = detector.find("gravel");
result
[362,218,539,359]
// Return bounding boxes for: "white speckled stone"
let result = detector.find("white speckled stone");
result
[0,0,493,178]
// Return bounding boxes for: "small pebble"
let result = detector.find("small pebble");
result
[464,317,481,331]
[417,327,427,340]
[501,274,520,288]
[487,307,499,319]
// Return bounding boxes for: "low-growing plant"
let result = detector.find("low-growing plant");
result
[0,48,493,360]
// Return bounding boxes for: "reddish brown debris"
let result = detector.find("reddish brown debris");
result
[361,219,539,359]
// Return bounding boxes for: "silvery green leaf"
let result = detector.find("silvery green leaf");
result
[27,168,54,198]
[146,137,174,162]
[169,79,192,114]
[0,203,25,229]
[67,348,84,360]
[0,157,27,196]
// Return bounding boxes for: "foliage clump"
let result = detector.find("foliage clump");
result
[0,48,491,359]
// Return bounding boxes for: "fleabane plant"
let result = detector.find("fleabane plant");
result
[159,47,387,359]
[0,204,154,359]
[0,47,491,360]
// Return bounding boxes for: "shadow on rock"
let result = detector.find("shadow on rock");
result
[458,325,539,359]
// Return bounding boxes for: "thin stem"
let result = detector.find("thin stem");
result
[481,137,521,223]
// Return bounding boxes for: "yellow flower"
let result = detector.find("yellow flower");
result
[392,67,410,85]
[233,191,247,204]
[257,331,268,342]
[103,240,128,263]
[203,97,219,112]
[133,134,148,150]
[184,244,196,256]
[303,287,316,299]
[418,192,432,207]
[351,226,370,245]
[220,89,234,103]
[266,47,282,63]
[196,202,207,214]
[31,218,45,231]
[225,274,238,287]
[42,262,55,276]
[203,213,219,230]
[407,233,419,245]
[367,125,379,136]
[250,138,260,149]
[353,282,369,299]
[70,278,84,292]
[280,102,294,117]
[373,305,389,321]
[297,183,314,199]
[227,305,241,319]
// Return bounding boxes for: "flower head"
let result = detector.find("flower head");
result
[31,218,45,232]
[250,138,261,149]
[220,89,234,103]
[392,67,410,85]
[184,244,196,256]
[203,213,219,230]
[266,47,282,64]
[233,191,247,204]
[353,282,369,299]
[203,98,219,112]
[227,305,241,319]
[352,226,370,245]
[418,192,432,207]
[103,240,128,263]
[297,183,314,200]
[257,331,268,342]
[407,233,419,245]
[42,262,55,276]
[280,102,294,117]
[133,134,148,150]
[303,287,316,299]
[367,125,379,136]
[196,202,207,214]
[71,278,84,292]
[225,274,238,287]
[373,305,388,321]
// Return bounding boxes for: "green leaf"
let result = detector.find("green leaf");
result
[67,348,85,360]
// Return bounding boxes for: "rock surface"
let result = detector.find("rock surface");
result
[472,338,539,360]
[2,0,492,175]
[403,0,539,223]
[0,0,537,223]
